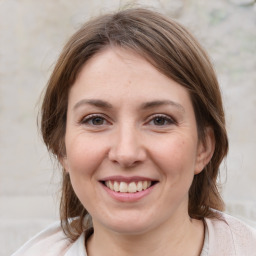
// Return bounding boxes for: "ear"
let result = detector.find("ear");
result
[194,127,215,174]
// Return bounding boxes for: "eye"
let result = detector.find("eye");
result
[147,114,176,126]
[81,114,109,126]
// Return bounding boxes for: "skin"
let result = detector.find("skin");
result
[62,47,215,256]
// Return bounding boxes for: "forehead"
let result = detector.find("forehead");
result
[68,47,192,110]
[74,47,161,87]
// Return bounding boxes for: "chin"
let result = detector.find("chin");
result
[110,223,151,235]
[99,214,155,235]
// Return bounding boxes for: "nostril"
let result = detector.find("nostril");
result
[110,158,142,168]
[108,140,147,168]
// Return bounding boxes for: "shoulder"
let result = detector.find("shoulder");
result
[11,222,73,256]
[205,211,256,256]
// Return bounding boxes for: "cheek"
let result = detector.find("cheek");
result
[65,135,105,176]
[64,136,106,208]
[150,136,198,176]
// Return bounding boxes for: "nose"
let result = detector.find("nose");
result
[108,124,147,168]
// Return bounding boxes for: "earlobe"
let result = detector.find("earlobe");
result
[195,127,215,174]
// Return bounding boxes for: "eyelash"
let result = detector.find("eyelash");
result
[80,114,110,126]
[146,114,176,126]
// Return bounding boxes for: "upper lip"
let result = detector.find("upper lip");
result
[100,175,157,183]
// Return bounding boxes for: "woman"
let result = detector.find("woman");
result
[12,8,256,256]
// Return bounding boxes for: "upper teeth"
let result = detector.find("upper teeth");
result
[105,181,152,193]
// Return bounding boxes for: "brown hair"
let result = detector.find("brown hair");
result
[40,8,228,241]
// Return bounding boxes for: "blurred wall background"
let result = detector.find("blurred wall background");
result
[0,0,255,255]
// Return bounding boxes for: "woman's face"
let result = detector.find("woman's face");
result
[62,48,212,235]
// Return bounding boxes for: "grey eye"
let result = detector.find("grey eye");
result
[91,117,105,125]
[149,115,175,126]
[81,115,108,126]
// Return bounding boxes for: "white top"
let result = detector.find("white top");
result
[12,212,256,256]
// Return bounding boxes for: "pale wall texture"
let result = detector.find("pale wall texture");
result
[0,0,255,255]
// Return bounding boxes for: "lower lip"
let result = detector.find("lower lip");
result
[101,183,155,202]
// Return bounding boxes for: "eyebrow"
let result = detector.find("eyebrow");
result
[73,99,113,110]
[141,100,185,112]
[73,99,185,112]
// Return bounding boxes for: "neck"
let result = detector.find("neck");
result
[86,213,204,256]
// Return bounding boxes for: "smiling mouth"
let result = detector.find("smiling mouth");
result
[102,180,157,193]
